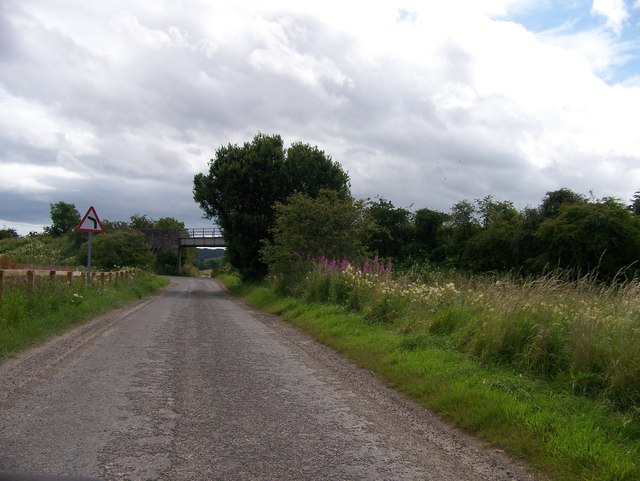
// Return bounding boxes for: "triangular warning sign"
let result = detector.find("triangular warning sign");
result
[76,206,105,233]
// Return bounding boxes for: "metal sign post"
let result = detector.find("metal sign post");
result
[76,206,105,284]
[86,232,93,282]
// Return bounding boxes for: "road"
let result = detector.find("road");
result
[0,277,537,481]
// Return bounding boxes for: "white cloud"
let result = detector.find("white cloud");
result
[0,90,100,157]
[111,12,188,49]
[0,163,85,194]
[591,0,629,34]
[1,0,640,232]
[246,16,352,90]
[0,219,46,236]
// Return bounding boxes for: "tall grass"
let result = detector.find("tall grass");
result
[285,259,640,411]
[0,271,168,359]
[226,270,640,481]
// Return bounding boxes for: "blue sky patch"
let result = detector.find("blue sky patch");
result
[504,0,639,84]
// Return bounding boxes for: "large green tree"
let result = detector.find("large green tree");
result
[365,198,414,261]
[193,133,350,279]
[413,208,449,260]
[129,214,156,229]
[441,200,482,265]
[46,201,80,237]
[154,217,188,233]
[261,190,368,276]
[536,199,640,279]
[461,196,523,271]
[540,188,587,219]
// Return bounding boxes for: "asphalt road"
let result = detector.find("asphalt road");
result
[0,277,537,481]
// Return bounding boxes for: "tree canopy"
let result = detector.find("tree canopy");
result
[365,198,414,261]
[79,230,153,270]
[193,133,350,279]
[261,190,367,276]
[191,134,640,282]
[0,227,19,240]
[307,187,639,281]
[536,199,640,279]
[45,201,80,237]
[84,214,192,274]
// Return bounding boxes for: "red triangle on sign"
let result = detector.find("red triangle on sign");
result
[76,206,105,233]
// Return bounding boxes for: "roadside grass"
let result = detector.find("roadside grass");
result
[0,271,168,360]
[221,274,640,481]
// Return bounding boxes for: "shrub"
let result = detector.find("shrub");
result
[79,231,153,269]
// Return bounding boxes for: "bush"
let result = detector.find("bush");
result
[155,251,178,275]
[79,231,153,269]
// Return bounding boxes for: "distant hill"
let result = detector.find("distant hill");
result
[196,248,225,262]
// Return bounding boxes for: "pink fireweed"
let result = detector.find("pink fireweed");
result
[311,256,393,276]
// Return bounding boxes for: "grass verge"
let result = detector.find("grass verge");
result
[221,275,639,481]
[0,271,168,360]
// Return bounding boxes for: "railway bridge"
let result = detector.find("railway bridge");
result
[180,228,226,248]
[140,227,226,273]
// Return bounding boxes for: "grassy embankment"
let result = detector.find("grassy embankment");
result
[0,270,168,360]
[218,262,639,481]
[0,234,170,359]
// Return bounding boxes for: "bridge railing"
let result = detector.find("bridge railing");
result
[183,228,224,239]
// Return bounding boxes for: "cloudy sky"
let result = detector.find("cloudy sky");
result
[1,0,640,234]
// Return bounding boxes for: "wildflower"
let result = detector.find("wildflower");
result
[71,293,84,304]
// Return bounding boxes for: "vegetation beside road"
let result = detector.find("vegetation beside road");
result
[200,132,640,480]
[1,202,199,275]
[219,270,639,481]
[0,270,168,360]
[0,200,196,360]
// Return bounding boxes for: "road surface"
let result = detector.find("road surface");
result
[0,277,537,480]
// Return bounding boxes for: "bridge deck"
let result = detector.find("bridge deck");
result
[180,237,226,247]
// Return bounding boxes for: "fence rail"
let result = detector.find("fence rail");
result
[0,268,134,295]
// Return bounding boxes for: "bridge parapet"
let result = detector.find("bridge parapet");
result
[180,227,226,247]
[183,227,224,239]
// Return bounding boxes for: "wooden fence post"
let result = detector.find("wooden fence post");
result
[49,270,56,282]
[100,272,105,287]
[67,271,73,286]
